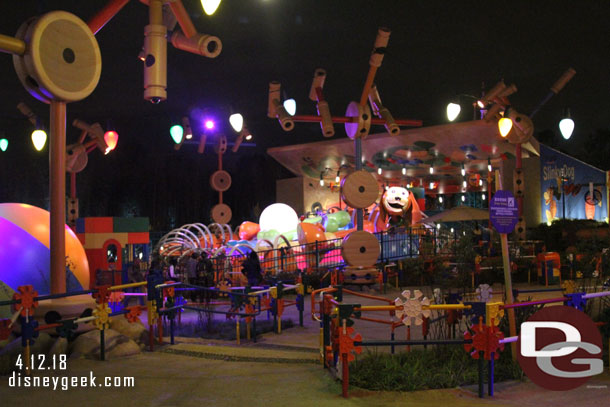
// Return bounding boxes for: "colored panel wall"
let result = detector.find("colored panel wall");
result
[75,218,86,233]
[128,232,150,244]
[113,217,149,233]
[85,217,114,233]
[83,232,129,249]
[540,144,607,222]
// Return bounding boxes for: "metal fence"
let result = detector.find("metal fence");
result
[207,228,465,285]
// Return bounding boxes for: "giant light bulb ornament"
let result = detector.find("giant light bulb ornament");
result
[446,102,460,121]
[31,129,47,151]
[559,117,574,140]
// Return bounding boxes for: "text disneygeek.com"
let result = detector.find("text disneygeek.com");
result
[7,354,134,390]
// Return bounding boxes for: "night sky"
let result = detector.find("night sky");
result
[1,0,609,231]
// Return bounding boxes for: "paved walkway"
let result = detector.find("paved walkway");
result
[1,282,608,406]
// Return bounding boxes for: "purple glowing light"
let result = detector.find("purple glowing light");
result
[204,120,215,130]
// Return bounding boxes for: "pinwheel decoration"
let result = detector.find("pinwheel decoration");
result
[395,289,431,326]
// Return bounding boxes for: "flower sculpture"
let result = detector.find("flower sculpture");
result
[395,289,431,326]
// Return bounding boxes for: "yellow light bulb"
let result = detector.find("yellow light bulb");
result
[498,117,513,137]
[31,129,47,151]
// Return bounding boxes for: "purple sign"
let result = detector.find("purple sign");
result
[490,190,519,234]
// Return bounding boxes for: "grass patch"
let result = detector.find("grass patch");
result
[349,345,523,391]
[166,316,294,341]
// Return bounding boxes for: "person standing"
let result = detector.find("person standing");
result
[186,253,199,301]
[241,251,263,287]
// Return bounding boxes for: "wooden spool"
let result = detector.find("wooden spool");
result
[65,143,88,173]
[341,230,380,267]
[341,170,379,209]
[344,101,371,139]
[507,113,534,144]
[343,266,379,285]
[211,203,232,224]
[13,11,101,103]
[210,170,232,192]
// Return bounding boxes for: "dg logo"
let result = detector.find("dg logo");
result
[517,305,604,391]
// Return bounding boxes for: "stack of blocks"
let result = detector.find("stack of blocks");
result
[75,217,149,288]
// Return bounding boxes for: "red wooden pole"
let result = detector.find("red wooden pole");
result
[342,353,349,398]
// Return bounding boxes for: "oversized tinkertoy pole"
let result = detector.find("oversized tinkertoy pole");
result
[2,11,103,294]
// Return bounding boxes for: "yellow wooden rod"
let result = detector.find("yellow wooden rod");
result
[0,34,25,55]
[425,304,472,310]
[357,304,472,312]
[109,281,147,291]
[236,320,240,345]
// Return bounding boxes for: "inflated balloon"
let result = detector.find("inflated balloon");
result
[0,203,89,295]
[238,221,260,241]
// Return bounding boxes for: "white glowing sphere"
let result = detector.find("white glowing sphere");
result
[259,203,299,234]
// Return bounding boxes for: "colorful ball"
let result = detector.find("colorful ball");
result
[0,203,89,295]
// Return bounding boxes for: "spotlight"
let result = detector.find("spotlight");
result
[446,102,461,121]
[319,174,324,187]
[429,166,434,174]
[378,167,382,175]
[268,81,294,131]
[402,167,406,175]
[369,84,399,135]
[479,178,483,186]
[482,193,486,201]
[309,68,334,137]
[335,170,340,183]
[0,138,7,152]
[437,223,441,230]
[463,179,467,188]
[204,119,215,130]
[461,163,465,176]
[244,133,253,141]
[439,196,443,203]
[429,182,434,190]
[182,117,193,140]
[487,158,492,172]
[479,81,507,106]
[72,119,106,152]
[451,227,454,233]
[461,195,465,202]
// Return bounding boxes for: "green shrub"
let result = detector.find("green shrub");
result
[349,345,522,391]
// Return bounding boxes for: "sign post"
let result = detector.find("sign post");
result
[489,172,518,359]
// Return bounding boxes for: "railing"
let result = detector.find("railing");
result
[208,229,452,284]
